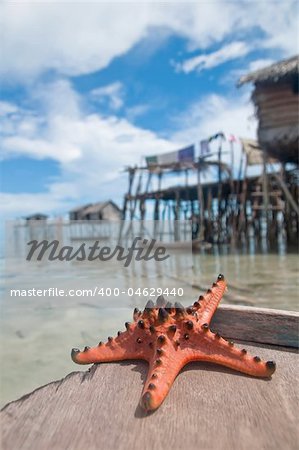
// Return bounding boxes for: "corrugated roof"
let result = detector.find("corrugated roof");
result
[81,202,109,215]
[70,201,121,215]
[81,201,121,215]
[238,55,299,85]
[25,213,48,220]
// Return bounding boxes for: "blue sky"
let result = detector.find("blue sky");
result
[1,1,298,219]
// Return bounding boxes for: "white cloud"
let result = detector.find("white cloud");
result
[125,104,150,121]
[0,77,258,218]
[3,136,81,162]
[0,191,73,218]
[1,3,149,80]
[175,41,251,74]
[0,101,18,116]
[0,79,182,217]
[1,2,297,81]
[167,92,258,182]
[1,1,297,219]
[247,59,275,72]
[238,1,299,56]
[90,82,124,110]
[172,93,257,144]
[1,80,82,162]
[220,58,277,87]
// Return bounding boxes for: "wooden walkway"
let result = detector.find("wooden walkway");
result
[1,307,298,450]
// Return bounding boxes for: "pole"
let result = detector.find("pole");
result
[217,139,223,242]
[262,150,269,237]
[197,159,204,240]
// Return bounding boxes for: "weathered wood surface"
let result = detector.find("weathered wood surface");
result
[1,342,298,450]
[255,85,298,126]
[168,278,299,349]
[272,172,299,216]
[211,305,299,348]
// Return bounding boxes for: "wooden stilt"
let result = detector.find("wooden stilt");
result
[197,159,204,240]
[262,150,269,239]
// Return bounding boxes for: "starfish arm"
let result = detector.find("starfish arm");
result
[71,276,276,413]
[71,324,151,364]
[188,331,276,378]
[197,275,227,325]
[140,346,184,412]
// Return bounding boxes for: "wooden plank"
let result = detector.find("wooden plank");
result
[1,342,298,450]
[259,97,298,107]
[260,116,298,127]
[212,305,299,348]
[271,172,299,216]
[256,94,297,105]
[251,191,282,197]
[260,122,298,132]
[260,102,298,113]
[251,205,283,211]
[261,116,298,126]
[259,123,298,136]
[256,92,298,105]
[255,84,294,97]
[260,113,298,125]
[259,104,298,114]
[259,93,299,102]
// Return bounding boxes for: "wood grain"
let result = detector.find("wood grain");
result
[1,342,298,450]
[211,305,299,348]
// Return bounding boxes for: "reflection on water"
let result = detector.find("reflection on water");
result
[1,244,298,407]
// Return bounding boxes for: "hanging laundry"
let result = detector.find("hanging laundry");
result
[200,140,210,156]
[228,134,237,142]
[158,150,179,165]
[178,145,195,162]
[208,131,225,142]
[145,155,158,166]
[146,144,194,166]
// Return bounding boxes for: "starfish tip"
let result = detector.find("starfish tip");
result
[266,360,276,375]
[140,391,154,411]
[71,348,80,362]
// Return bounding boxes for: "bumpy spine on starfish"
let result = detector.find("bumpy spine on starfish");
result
[71,322,150,364]
[71,274,276,412]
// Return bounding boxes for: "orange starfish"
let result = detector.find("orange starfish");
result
[71,275,276,411]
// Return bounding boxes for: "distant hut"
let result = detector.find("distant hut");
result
[238,55,298,164]
[25,213,48,222]
[69,201,121,221]
[69,204,93,221]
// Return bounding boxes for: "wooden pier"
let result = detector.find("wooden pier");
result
[120,57,299,248]
[121,157,298,247]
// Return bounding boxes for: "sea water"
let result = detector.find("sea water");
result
[0,222,298,407]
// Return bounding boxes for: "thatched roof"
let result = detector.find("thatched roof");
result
[238,55,299,85]
[239,138,277,165]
